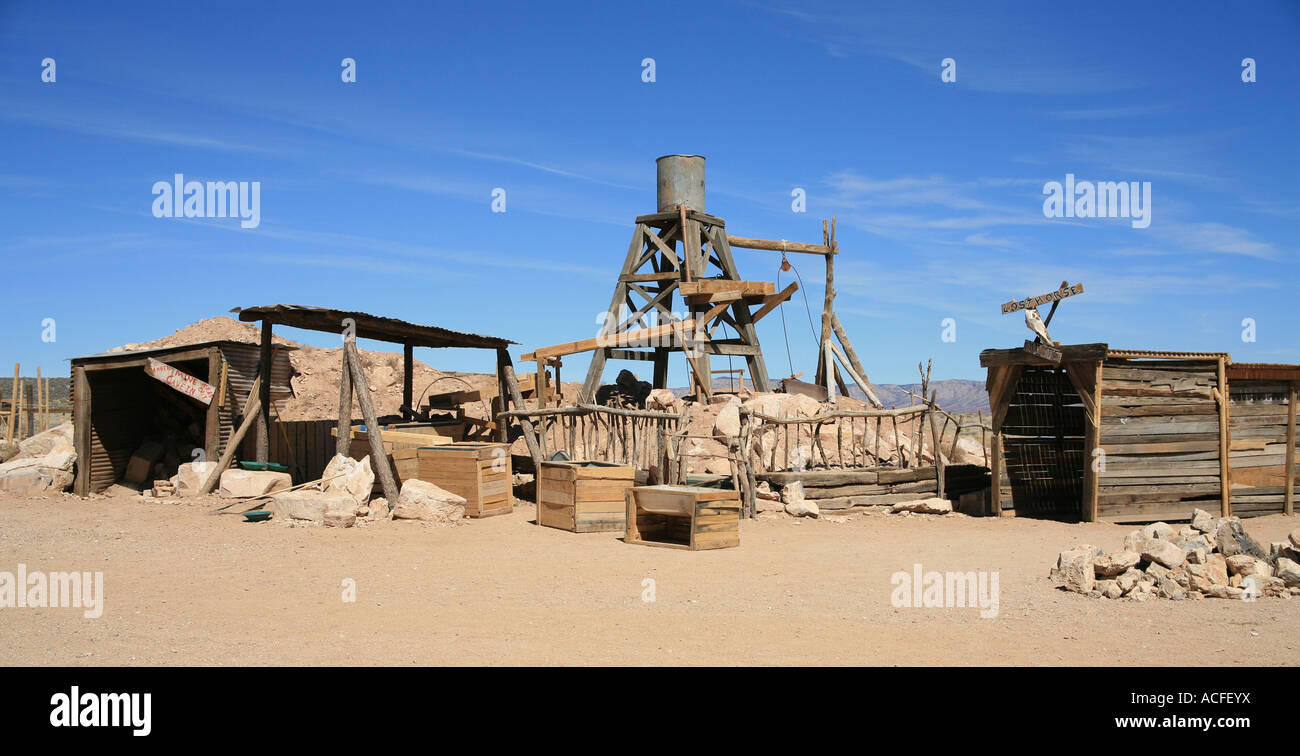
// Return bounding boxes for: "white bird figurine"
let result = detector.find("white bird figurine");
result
[1024,305,1052,343]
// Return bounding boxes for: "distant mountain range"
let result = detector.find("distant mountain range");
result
[695,376,990,413]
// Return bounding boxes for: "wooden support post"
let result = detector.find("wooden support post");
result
[335,348,352,457]
[72,366,91,496]
[497,349,542,469]
[1217,357,1231,517]
[1081,360,1103,522]
[6,363,17,446]
[830,313,882,408]
[256,323,273,462]
[35,367,42,433]
[1286,380,1296,517]
[402,342,414,420]
[344,338,400,508]
[205,348,221,463]
[199,376,263,495]
[990,431,1003,516]
[814,220,836,388]
[927,392,945,499]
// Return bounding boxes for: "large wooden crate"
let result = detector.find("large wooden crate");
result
[392,442,512,518]
[537,460,635,532]
[625,485,740,550]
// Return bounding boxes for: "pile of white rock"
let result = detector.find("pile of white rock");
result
[1051,508,1300,601]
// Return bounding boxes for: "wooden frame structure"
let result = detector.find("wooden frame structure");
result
[233,305,522,511]
[981,344,1299,522]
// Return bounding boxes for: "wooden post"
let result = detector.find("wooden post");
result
[35,367,42,433]
[72,366,91,496]
[256,323,273,462]
[402,342,414,420]
[1286,380,1296,517]
[814,219,836,389]
[830,313,883,408]
[335,348,352,457]
[1081,360,1103,522]
[989,431,1003,516]
[7,363,18,446]
[927,391,945,499]
[199,376,262,495]
[205,348,221,463]
[344,338,400,507]
[1217,357,1231,517]
[497,349,542,468]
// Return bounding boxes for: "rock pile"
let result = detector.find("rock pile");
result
[1051,509,1300,601]
[0,423,76,496]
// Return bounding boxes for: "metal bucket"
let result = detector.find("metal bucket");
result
[655,154,705,212]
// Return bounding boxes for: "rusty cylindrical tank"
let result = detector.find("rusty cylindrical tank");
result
[655,154,705,212]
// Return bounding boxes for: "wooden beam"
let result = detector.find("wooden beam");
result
[725,236,834,255]
[344,338,400,508]
[830,313,883,408]
[1217,357,1231,517]
[749,282,798,324]
[335,348,352,457]
[256,323,273,463]
[402,342,414,420]
[678,280,775,298]
[980,343,1109,367]
[927,393,945,499]
[498,349,542,469]
[205,348,221,463]
[524,319,697,361]
[72,366,91,497]
[199,375,262,495]
[1286,380,1296,516]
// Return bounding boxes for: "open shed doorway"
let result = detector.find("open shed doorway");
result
[998,365,1088,519]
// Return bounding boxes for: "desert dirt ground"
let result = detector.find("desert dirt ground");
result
[1,494,1297,666]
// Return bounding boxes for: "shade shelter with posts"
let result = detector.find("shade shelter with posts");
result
[980,344,1298,523]
[231,305,524,510]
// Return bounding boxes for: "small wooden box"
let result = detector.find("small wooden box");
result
[392,442,512,518]
[537,460,635,532]
[625,485,741,550]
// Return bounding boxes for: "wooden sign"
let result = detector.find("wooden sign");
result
[1023,340,1062,364]
[144,358,215,405]
[1001,282,1084,314]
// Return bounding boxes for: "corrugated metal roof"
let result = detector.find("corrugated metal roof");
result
[71,340,298,364]
[1107,349,1229,360]
[233,304,515,349]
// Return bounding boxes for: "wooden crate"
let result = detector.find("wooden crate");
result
[393,442,512,518]
[536,460,635,532]
[625,485,740,550]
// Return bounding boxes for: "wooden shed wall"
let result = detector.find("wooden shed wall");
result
[1096,359,1222,522]
[1228,380,1292,516]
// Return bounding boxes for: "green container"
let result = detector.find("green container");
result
[238,461,289,473]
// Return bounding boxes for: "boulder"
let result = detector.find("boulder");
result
[1140,538,1186,569]
[1190,508,1216,534]
[324,510,357,528]
[123,440,165,485]
[218,470,292,498]
[391,479,466,523]
[1142,522,1175,540]
[1290,529,1300,550]
[1214,519,1266,560]
[1185,563,1214,593]
[1116,568,1143,594]
[1097,579,1123,599]
[713,400,741,440]
[15,422,73,458]
[271,491,351,525]
[0,467,73,496]
[176,461,218,496]
[1205,585,1246,600]
[1206,553,1230,586]
[1054,545,1100,594]
[782,482,818,517]
[646,389,682,413]
[321,454,374,505]
[1122,529,1145,553]
[1094,550,1140,578]
[890,498,953,515]
[1275,558,1300,587]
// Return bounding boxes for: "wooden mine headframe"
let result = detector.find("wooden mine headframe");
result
[578,155,775,402]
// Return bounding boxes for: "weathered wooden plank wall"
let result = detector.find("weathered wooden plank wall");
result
[1227,380,1292,517]
[1096,359,1222,522]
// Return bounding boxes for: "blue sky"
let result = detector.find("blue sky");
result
[2,1,1297,387]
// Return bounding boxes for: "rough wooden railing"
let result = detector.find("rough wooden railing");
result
[496,403,686,473]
